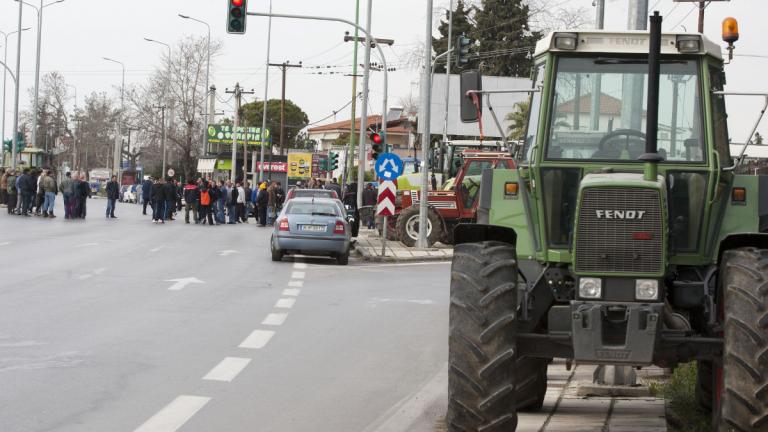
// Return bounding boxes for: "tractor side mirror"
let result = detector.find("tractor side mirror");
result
[460,70,483,123]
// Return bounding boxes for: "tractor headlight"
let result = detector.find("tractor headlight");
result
[635,279,659,301]
[676,35,701,53]
[554,33,578,50]
[579,278,602,299]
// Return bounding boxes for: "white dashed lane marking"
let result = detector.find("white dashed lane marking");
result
[134,395,210,432]
[202,357,252,382]
[0,241,11,246]
[275,298,296,309]
[290,271,306,279]
[283,289,301,297]
[238,330,275,349]
[262,313,288,326]
[288,280,304,287]
[293,262,307,269]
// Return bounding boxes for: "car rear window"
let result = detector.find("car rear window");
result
[286,202,340,216]
[293,189,336,199]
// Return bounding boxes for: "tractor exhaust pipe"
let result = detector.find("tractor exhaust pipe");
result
[640,11,664,181]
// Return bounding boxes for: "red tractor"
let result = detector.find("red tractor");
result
[383,151,515,247]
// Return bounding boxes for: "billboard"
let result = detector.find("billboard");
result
[287,152,313,179]
[207,125,271,146]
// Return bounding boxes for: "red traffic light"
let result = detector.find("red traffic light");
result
[370,131,383,145]
[231,0,244,6]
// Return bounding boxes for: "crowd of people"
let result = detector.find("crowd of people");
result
[139,177,287,227]
[1,168,93,219]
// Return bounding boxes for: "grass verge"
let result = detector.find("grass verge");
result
[648,363,710,432]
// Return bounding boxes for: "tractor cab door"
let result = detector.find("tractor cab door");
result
[455,159,499,218]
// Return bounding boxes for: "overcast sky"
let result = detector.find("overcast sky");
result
[0,0,764,143]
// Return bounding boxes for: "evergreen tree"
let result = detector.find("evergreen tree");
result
[431,0,473,74]
[472,0,541,77]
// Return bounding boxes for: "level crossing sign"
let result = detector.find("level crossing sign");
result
[374,153,404,180]
[377,180,397,217]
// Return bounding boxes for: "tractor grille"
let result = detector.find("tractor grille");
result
[575,188,663,274]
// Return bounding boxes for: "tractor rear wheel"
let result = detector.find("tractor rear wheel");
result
[376,215,398,241]
[516,357,548,412]
[396,206,441,247]
[696,360,713,413]
[448,241,520,432]
[717,248,768,431]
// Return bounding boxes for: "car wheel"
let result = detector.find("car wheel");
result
[336,251,349,266]
[271,239,283,262]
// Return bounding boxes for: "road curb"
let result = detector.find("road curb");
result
[352,247,453,263]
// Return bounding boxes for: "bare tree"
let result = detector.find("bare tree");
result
[21,71,74,165]
[126,35,222,179]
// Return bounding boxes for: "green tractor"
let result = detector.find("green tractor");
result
[447,13,768,432]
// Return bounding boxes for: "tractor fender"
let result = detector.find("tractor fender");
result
[453,223,518,246]
[716,233,768,263]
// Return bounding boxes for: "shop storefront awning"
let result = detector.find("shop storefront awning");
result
[197,158,217,173]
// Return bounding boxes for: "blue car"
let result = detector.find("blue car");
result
[271,197,352,265]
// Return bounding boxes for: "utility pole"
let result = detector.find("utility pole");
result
[356,0,374,208]
[268,61,303,156]
[344,0,361,188]
[206,84,216,156]
[227,83,255,183]
[417,0,434,249]
[11,0,23,170]
[698,1,705,33]
[442,0,454,170]
[153,105,167,177]
[623,0,648,131]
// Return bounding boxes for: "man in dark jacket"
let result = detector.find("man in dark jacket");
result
[76,173,91,219]
[60,172,74,219]
[5,169,17,215]
[105,175,120,218]
[163,177,176,221]
[142,177,153,215]
[19,169,35,216]
[183,180,199,224]
[152,179,165,223]
[362,183,378,229]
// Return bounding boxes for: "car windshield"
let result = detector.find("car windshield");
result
[546,57,704,162]
[286,202,339,217]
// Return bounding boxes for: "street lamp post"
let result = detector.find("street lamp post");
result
[102,57,124,180]
[0,26,29,166]
[178,14,211,155]
[15,0,65,152]
[66,83,76,169]
[11,0,23,169]
[144,38,171,177]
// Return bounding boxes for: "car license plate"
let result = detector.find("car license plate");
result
[300,225,326,232]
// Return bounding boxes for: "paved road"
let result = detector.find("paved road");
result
[0,198,450,432]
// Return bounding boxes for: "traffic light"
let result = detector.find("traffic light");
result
[318,157,327,171]
[369,131,384,160]
[227,0,248,34]
[329,152,339,171]
[456,35,473,68]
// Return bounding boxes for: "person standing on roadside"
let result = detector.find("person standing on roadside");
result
[267,181,277,225]
[0,168,7,207]
[183,180,199,224]
[141,177,153,215]
[77,173,91,219]
[60,172,73,219]
[152,178,166,223]
[216,180,227,224]
[198,180,214,225]
[235,181,246,223]
[19,169,35,216]
[5,169,17,215]
[256,182,269,226]
[244,181,253,221]
[226,180,237,224]
[163,177,176,221]
[105,175,119,219]
[41,170,58,218]
[363,183,377,229]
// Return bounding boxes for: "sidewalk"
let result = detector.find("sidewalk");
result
[352,229,453,262]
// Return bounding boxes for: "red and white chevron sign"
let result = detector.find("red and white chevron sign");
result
[377,180,397,217]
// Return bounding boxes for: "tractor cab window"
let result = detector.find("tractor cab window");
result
[521,62,546,163]
[546,57,704,163]
[458,160,493,209]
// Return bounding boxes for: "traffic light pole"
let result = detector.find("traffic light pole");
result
[0,59,16,165]
[417,0,434,249]
[246,8,389,208]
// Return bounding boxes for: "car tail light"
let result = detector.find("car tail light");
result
[334,220,345,234]
[279,218,290,231]
[331,190,338,199]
